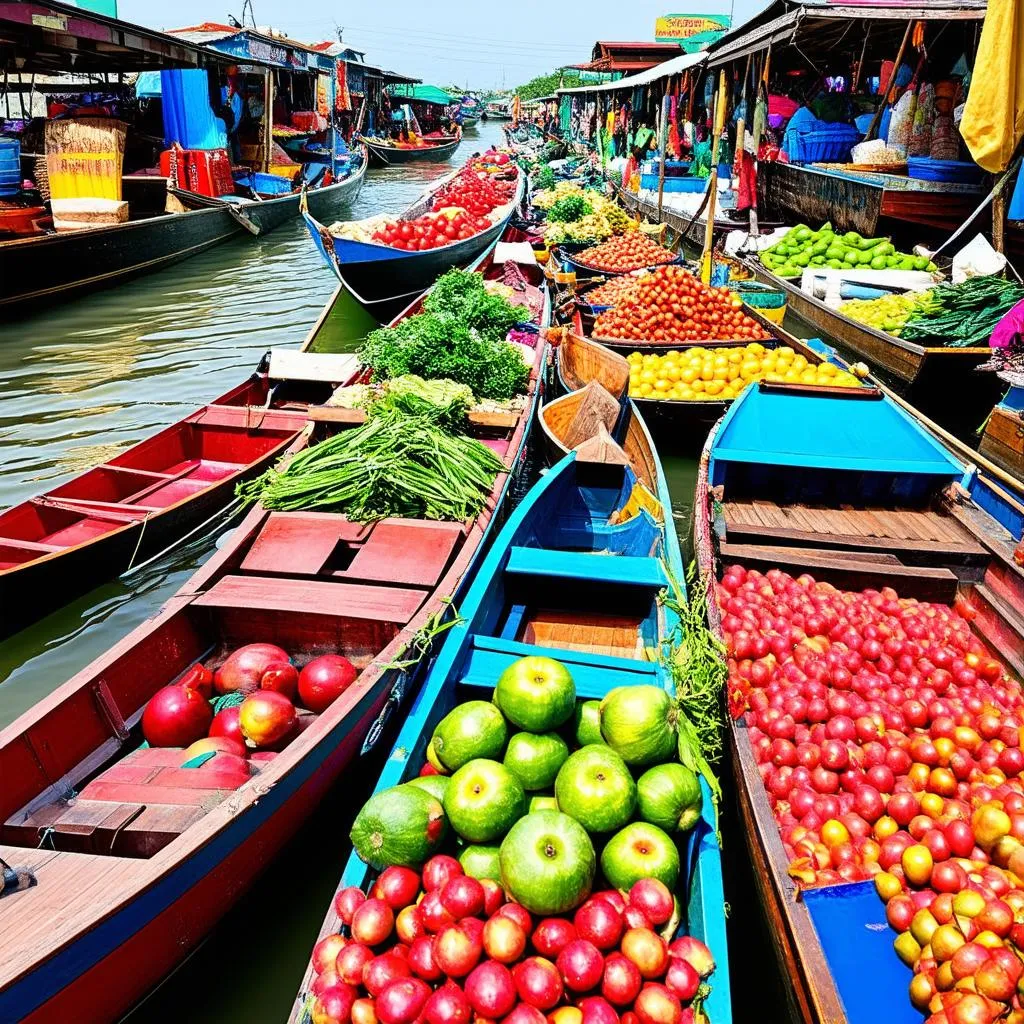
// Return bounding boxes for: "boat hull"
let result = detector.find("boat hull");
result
[361,137,461,166]
[242,161,367,235]
[741,258,1003,440]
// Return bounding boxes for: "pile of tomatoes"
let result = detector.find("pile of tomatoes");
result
[573,236,676,274]
[719,563,1024,1022]
[432,170,515,217]
[583,277,643,307]
[372,211,492,252]
[594,267,771,344]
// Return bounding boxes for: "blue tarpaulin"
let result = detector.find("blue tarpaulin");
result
[159,69,226,151]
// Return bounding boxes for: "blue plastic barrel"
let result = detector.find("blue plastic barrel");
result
[0,137,20,197]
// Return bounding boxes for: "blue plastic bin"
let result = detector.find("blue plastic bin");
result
[0,137,20,197]
[906,157,984,185]
[639,174,708,193]
[786,124,861,164]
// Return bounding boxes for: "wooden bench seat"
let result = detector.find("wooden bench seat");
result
[506,547,668,589]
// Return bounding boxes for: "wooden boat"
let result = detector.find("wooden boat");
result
[359,132,462,167]
[979,388,1024,487]
[692,382,1024,1023]
[759,161,985,237]
[303,166,525,321]
[171,150,368,238]
[0,247,550,1024]
[737,256,1004,442]
[1,158,367,316]
[289,437,733,1024]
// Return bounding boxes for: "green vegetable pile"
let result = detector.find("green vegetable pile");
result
[532,164,555,190]
[373,375,475,431]
[361,270,530,401]
[840,290,936,337]
[237,406,505,522]
[760,223,937,279]
[547,194,593,223]
[901,275,1024,347]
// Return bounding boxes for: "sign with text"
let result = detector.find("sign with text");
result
[655,14,731,52]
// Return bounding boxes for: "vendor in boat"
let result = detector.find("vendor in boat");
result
[219,67,246,163]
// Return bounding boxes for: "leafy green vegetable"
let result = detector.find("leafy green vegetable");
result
[533,164,555,190]
[423,269,528,341]
[901,275,1024,347]
[373,375,475,431]
[547,194,593,223]
[237,407,505,522]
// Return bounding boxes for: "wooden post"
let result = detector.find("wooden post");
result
[701,71,728,284]
[852,23,871,94]
[263,69,272,173]
[993,190,1007,253]
[865,20,913,142]
[656,93,671,222]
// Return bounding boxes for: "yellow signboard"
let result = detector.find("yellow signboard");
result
[655,13,731,47]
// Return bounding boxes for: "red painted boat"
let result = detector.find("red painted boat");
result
[0,241,549,1023]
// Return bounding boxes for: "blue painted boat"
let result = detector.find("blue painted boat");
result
[693,383,1024,1023]
[290,394,733,1024]
[302,167,524,321]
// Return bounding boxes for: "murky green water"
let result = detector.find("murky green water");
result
[0,121,714,1022]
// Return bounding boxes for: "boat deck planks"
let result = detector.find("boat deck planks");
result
[521,609,646,659]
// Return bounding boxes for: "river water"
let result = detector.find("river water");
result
[0,121,711,1021]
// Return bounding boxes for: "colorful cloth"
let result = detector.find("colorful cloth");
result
[336,62,351,112]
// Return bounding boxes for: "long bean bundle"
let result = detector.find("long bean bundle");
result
[901,276,1024,347]
[237,409,506,522]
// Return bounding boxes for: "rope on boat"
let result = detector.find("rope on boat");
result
[119,496,244,580]
[361,674,408,756]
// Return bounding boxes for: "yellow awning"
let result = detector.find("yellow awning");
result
[961,0,1024,172]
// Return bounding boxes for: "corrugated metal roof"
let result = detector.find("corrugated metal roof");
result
[558,50,707,96]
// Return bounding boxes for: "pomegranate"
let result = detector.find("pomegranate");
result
[142,684,213,747]
[299,653,358,712]
[214,642,292,694]
[238,690,297,748]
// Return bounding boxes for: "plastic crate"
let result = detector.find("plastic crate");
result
[639,174,707,193]
[0,137,20,196]
[786,125,861,164]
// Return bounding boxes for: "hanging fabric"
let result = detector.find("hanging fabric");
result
[336,62,351,112]
[160,69,225,150]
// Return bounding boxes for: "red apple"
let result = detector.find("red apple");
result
[336,886,367,926]
[421,890,456,934]
[557,940,604,992]
[441,876,486,920]
[312,984,357,1024]
[667,937,715,979]
[482,914,527,964]
[376,978,431,1024]
[634,984,682,1024]
[375,867,421,911]
[424,982,471,1024]
[352,899,395,946]
[396,905,426,945]
[601,953,642,1007]
[480,879,505,916]
[533,918,577,958]
[351,997,377,1024]
[578,997,619,1024]
[433,924,483,978]
[575,898,624,951]
[423,855,463,892]
[664,959,699,1003]
[497,903,533,934]
[628,880,673,927]
[514,956,565,1011]
[505,1006,547,1024]
[621,930,668,980]
[407,936,442,982]
[314,934,348,976]
[363,954,411,997]
[337,943,374,985]
[465,961,516,1019]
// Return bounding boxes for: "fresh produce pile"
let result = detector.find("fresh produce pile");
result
[532,164,556,191]
[471,151,514,175]
[304,653,722,1024]
[304,866,716,1024]
[840,291,936,337]
[536,186,635,246]
[547,195,593,224]
[594,267,771,344]
[626,344,861,402]
[361,269,531,402]
[583,277,644,309]
[900,276,1024,348]
[141,644,357,758]
[238,407,505,522]
[574,237,677,275]
[433,169,516,217]
[371,210,493,252]
[718,564,1024,1022]
[532,182,588,212]
[758,223,937,279]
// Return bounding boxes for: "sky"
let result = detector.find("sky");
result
[119,0,771,90]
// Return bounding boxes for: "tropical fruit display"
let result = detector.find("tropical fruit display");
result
[758,222,937,278]
[573,236,677,274]
[626,344,862,402]
[718,562,1024,1022]
[327,655,719,1023]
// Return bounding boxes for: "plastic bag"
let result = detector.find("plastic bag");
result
[930,114,958,160]
[908,83,934,157]
[952,234,1007,284]
[886,89,917,156]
